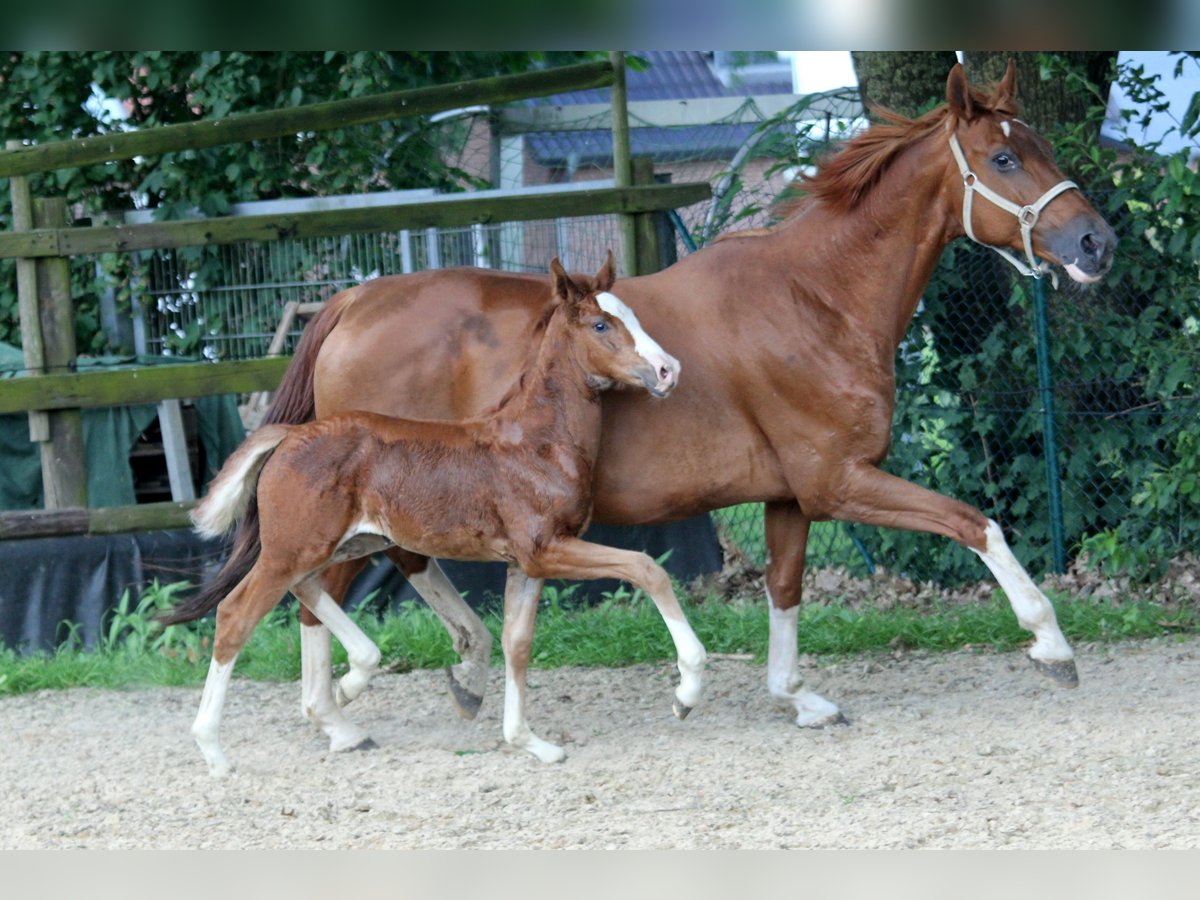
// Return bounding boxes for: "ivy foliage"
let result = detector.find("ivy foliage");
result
[877,52,1200,581]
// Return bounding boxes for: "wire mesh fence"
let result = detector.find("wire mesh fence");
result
[116,92,1197,585]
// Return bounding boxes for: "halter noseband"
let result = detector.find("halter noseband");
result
[948,131,1078,280]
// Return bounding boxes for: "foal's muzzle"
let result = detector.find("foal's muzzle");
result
[642,356,680,398]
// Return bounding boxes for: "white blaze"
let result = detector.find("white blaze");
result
[595,291,681,379]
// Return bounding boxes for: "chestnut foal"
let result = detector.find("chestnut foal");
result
[185,254,704,775]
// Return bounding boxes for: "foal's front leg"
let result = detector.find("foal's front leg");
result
[524,537,707,719]
[497,567,562,763]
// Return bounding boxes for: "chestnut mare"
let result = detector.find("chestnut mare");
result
[199,62,1116,753]
[173,254,703,774]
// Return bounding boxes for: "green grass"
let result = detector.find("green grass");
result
[0,579,1196,697]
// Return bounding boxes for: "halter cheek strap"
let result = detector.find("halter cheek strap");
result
[948,131,1079,281]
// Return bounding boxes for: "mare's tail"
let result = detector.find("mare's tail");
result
[158,426,290,625]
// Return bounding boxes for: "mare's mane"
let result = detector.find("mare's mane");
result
[780,82,1019,220]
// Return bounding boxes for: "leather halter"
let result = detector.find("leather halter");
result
[949,130,1078,280]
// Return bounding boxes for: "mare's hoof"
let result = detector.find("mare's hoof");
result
[446,666,484,720]
[1031,656,1079,688]
[672,700,693,720]
[350,737,379,752]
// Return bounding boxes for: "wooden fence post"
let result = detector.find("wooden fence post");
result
[32,196,88,509]
[609,51,637,277]
[631,157,664,276]
[7,139,49,443]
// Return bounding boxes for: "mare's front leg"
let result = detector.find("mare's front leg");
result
[496,567,562,763]
[831,464,1077,684]
[525,537,707,721]
[292,577,381,753]
[763,500,847,727]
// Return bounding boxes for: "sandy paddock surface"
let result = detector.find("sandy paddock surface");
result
[1,633,1198,849]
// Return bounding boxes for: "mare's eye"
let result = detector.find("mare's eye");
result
[992,152,1016,171]
[593,320,608,333]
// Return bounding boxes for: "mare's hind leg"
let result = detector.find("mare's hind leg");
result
[832,464,1076,684]
[763,501,846,728]
[497,567,561,762]
[193,562,294,776]
[386,548,493,720]
[292,578,382,752]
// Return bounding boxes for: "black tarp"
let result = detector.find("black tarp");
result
[0,516,721,653]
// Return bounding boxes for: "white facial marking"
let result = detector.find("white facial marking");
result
[595,291,681,382]
[1064,262,1102,284]
[1001,120,1012,138]
[972,519,1073,661]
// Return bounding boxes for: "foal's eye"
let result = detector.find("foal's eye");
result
[991,152,1017,171]
[593,320,608,333]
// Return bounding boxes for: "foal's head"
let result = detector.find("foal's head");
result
[548,251,680,398]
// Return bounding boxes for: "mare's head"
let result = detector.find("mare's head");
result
[942,61,1115,282]
[548,251,680,398]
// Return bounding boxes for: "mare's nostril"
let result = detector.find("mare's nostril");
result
[1081,232,1103,261]
[659,365,671,382]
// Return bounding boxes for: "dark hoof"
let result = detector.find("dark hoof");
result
[350,737,378,752]
[672,700,693,720]
[446,666,484,720]
[1030,656,1080,688]
[822,713,850,728]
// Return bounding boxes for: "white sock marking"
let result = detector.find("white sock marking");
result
[972,519,1073,661]
[300,590,381,705]
[193,656,236,776]
[766,590,841,726]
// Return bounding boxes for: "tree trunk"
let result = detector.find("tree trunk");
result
[850,51,959,119]
[960,51,1117,139]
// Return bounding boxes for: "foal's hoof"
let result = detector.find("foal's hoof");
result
[350,737,379,752]
[1031,656,1079,688]
[672,699,693,720]
[446,666,484,720]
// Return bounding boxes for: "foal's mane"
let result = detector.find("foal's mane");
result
[792,82,1019,217]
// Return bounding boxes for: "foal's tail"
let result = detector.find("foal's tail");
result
[160,290,357,626]
[158,426,290,625]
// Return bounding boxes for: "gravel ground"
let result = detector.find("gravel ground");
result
[2,634,1198,849]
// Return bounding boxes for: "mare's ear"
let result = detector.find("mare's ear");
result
[994,59,1018,113]
[549,257,579,301]
[945,63,975,123]
[595,249,616,293]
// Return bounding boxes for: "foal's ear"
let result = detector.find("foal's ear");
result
[994,59,1019,113]
[549,257,580,301]
[945,63,975,123]
[595,249,616,293]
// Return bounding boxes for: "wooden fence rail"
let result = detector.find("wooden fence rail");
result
[0,182,710,260]
[0,58,706,537]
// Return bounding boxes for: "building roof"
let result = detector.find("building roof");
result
[524,51,797,168]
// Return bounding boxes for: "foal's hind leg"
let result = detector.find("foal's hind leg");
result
[193,563,294,776]
[763,501,846,728]
[292,578,382,752]
[386,548,493,720]
[299,560,364,730]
